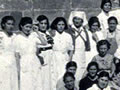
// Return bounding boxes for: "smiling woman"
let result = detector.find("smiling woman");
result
[13,17,42,90]
[79,62,99,90]
[87,71,111,90]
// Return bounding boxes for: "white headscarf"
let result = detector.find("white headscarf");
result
[68,11,88,29]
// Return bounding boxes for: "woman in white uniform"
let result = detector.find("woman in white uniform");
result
[14,17,42,90]
[68,11,89,80]
[36,15,54,90]
[97,0,112,37]
[86,16,104,66]
[51,17,73,83]
[0,16,18,90]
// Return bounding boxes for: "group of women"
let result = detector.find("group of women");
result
[1,0,120,90]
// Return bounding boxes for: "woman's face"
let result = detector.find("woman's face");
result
[57,20,65,33]
[103,2,111,13]
[73,17,83,28]
[67,66,77,75]
[88,65,97,77]
[39,19,48,32]
[4,20,15,32]
[108,19,117,32]
[21,24,32,36]
[64,76,75,90]
[90,22,99,33]
[98,76,109,89]
[99,44,108,57]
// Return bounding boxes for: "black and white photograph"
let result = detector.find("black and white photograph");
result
[0,0,120,90]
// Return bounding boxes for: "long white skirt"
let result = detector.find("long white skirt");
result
[72,49,86,81]
[0,53,18,90]
[20,55,42,90]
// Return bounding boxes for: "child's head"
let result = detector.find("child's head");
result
[101,0,112,13]
[88,16,100,33]
[37,15,49,32]
[51,17,68,33]
[63,72,75,90]
[97,40,111,57]
[32,21,39,31]
[108,16,118,32]
[66,61,77,75]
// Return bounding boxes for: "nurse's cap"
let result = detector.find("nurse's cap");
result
[68,11,88,27]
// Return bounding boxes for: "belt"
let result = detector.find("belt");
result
[40,47,52,51]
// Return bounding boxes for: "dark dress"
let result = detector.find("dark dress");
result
[79,75,97,90]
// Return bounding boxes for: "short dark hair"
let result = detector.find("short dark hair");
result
[88,16,100,29]
[19,17,32,31]
[1,15,15,29]
[51,17,68,30]
[87,62,99,72]
[98,71,110,79]
[108,16,118,24]
[97,40,111,52]
[66,61,77,70]
[63,72,75,83]
[37,15,49,30]
[100,0,112,9]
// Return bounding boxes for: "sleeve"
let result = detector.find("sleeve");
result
[12,35,21,53]
[79,79,86,90]
[67,34,74,51]
[31,32,42,44]
[91,56,97,62]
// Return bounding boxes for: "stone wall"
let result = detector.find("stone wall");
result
[0,0,119,29]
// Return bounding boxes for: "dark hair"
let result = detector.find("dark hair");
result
[98,71,110,79]
[51,17,68,30]
[88,16,100,29]
[115,62,120,74]
[19,17,32,31]
[1,16,15,29]
[101,0,112,9]
[97,40,111,52]
[87,62,99,72]
[108,16,118,24]
[66,61,77,70]
[37,15,49,30]
[63,72,75,83]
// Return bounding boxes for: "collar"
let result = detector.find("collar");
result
[92,84,109,90]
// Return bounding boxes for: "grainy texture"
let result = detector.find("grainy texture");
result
[0,0,102,29]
